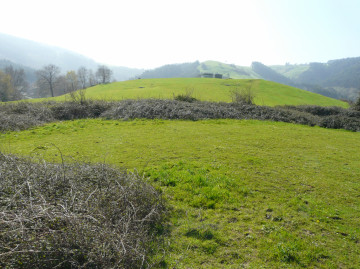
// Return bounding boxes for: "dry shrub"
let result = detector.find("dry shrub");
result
[0,153,166,268]
[101,99,318,125]
[0,102,53,132]
[50,100,114,120]
[1,99,359,133]
[281,105,360,117]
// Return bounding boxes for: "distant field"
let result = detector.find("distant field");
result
[47,78,348,107]
[198,60,261,79]
[2,119,359,268]
[270,64,310,80]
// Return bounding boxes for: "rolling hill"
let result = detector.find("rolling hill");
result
[137,59,360,101]
[51,78,348,107]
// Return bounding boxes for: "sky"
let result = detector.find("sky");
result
[0,0,359,69]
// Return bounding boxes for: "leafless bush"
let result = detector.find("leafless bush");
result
[0,101,115,132]
[281,105,360,117]
[0,102,54,132]
[1,99,359,133]
[101,99,317,125]
[279,105,360,131]
[0,153,166,268]
[50,100,114,120]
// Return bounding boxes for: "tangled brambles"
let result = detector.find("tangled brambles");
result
[0,153,166,268]
[0,99,359,132]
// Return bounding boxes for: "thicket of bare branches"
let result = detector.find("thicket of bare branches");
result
[0,153,166,268]
[0,99,359,133]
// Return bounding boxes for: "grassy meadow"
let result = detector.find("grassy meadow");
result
[198,61,261,79]
[1,118,359,268]
[42,78,348,108]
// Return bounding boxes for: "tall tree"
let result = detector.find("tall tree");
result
[88,69,97,87]
[77,67,88,89]
[65,71,79,92]
[96,65,112,84]
[4,66,27,99]
[0,70,14,101]
[354,92,360,111]
[36,64,60,97]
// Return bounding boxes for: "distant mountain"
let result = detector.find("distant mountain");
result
[295,58,360,88]
[271,58,360,100]
[251,62,294,85]
[0,33,143,81]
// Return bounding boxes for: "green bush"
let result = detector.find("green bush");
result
[230,87,255,105]
[173,88,198,103]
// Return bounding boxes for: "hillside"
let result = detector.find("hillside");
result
[53,78,348,107]
[270,64,310,80]
[271,58,360,100]
[251,62,294,85]
[0,33,143,81]
[139,62,200,79]
[136,58,360,101]
[198,61,260,79]
[2,118,359,268]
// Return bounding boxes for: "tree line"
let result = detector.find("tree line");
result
[0,64,113,101]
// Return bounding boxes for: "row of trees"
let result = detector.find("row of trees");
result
[36,65,113,97]
[0,64,113,101]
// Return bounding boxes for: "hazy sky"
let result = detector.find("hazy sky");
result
[0,0,359,69]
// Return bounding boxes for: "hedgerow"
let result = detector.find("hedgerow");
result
[0,99,359,132]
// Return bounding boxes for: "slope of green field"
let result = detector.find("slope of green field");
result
[198,60,261,79]
[270,64,310,80]
[51,78,347,107]
[1,119,359,268]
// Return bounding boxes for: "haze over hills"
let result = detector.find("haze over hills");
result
[0,33,359,101]
[0,33,143,81]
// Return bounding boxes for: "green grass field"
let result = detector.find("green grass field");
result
[44,78,347,107]
[270,65,310,80]
[198,61,261,79]
[2,119,359,268]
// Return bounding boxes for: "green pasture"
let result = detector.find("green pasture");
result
[270,65,311,80]
[1,119,359,268]
[198,60,260,79]
[43,78,347,107]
